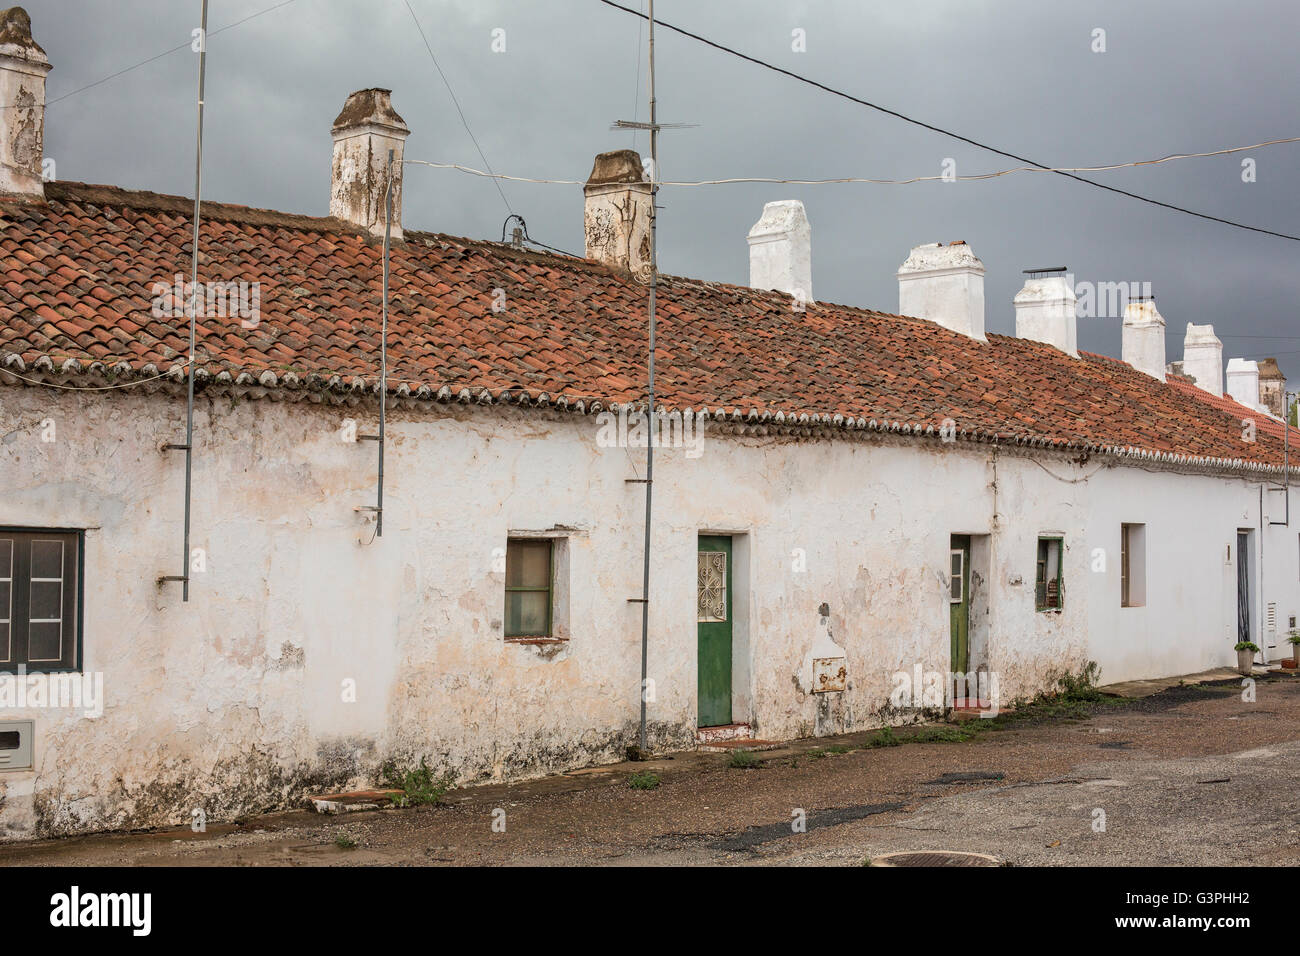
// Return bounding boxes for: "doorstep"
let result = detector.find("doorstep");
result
[696,723,753,744]
[697,738,783,753]
[696,722,782,752]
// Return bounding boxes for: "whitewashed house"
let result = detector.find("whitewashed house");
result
[0,9,1296,839]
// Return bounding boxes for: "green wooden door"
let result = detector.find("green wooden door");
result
[697,535,733,727]
[949,535,971,677]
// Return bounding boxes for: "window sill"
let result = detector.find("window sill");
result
[505,637,567,645]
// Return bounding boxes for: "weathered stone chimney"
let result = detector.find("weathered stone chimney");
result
[747,200,813,305]
[1121,297,1166,381]
[1258,357,1286,418]
[583,149,652,274]
[1226,358,1262,411]
[330,89,409,239]
[1014,270,1077,357]
[897,241,986,342]
[0,7,50,198]
[1183,322,1224,397]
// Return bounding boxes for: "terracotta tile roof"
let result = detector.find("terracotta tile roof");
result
[1167,376,1295,442]
[0,180,1295,473]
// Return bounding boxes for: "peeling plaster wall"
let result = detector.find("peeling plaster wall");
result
[0,385,1294,839]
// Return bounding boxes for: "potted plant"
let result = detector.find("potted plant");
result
[1286,630,1300,668]
[1235,641,1259,675]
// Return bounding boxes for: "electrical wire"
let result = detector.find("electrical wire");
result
[403,0,512,215]
[402,136,1300,187]
[595,0,1300,243]
[523,237,582,258]
[5,0,302,111]
[0,362,190,390]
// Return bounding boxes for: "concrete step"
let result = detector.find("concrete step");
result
[696,723,752,744]
[306,788,405,814]
[697,738,782,753]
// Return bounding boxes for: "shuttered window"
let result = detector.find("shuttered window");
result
[0,530,81,672]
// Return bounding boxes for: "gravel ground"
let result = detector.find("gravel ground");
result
[3,675,1298,866]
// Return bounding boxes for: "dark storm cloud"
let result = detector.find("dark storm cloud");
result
[29,0,1300,380]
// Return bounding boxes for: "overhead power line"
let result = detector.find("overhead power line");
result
[30,0,301,110]
[595,0,1300,243]
[403,0,512,215]
[405,136,1300,188]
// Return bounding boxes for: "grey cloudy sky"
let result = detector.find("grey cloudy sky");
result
[28,0,1300,382]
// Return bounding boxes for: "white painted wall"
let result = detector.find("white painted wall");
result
[1121,299,1167,381]
[747,200,813,305]
[1184,322,1225,396]
[897,242,986,341]
[1226,358,1263,412]
[1014,275,1078,357]
[0,385,1295,838]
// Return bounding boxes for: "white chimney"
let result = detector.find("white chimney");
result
[747,200,813,305]
[331,89,410,239]
[583,149,652,274]
[1121,297,1166,380]
[1226,358,1262,411]
[1183,322,1224,397]
[0,7,50,199]
[1014,271,1077,357]
[897,241,986,342]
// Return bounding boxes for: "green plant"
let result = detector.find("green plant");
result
[380,757,455,807]
[866,726,900,748]
[628,771,660,790]
[334,832,357,849]
[1286,630,1300,646]
[728,748,762,769]
[1056,661,1103,702]
[911,725,977,743]
[1234,641,1260,652]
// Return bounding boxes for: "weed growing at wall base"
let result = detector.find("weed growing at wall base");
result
[380,758,455,807]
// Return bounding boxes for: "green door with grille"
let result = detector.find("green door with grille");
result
[949,535,971,678]
[697,535,733,727]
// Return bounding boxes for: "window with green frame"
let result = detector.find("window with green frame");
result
[504,538,553,638]
[1035,537,1064,610]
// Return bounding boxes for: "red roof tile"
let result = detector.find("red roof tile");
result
[0,180,1295,472]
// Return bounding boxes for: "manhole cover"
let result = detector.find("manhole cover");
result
[871,851,1001,867]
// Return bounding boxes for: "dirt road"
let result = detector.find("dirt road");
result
[3,675,1298,866]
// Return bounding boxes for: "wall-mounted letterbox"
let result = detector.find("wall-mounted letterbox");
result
[0,720,34,771]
